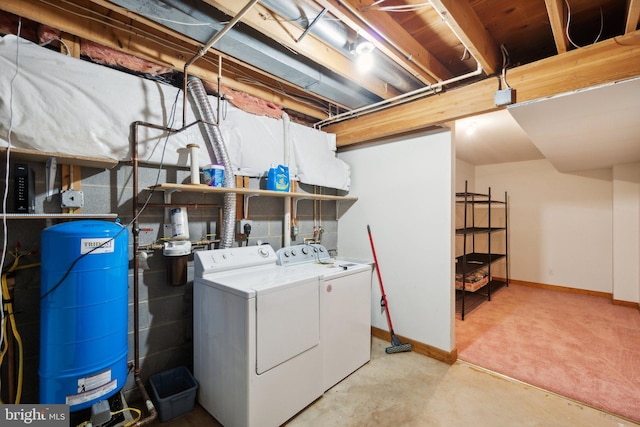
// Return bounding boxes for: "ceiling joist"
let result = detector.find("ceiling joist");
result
[428,0,501,75]
[545,0,568,54]
[626,0,640,33]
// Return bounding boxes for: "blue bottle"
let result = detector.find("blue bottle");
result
[267,165,290,191]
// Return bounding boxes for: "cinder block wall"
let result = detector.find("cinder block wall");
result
[1,159,338,404]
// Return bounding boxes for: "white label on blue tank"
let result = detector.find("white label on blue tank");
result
[80,238,114,254]
[66,380,117,406]
[76,369,111,393]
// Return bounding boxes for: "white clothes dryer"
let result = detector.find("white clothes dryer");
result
[276,244,373,391]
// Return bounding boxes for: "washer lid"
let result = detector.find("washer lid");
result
[283,259,372,280]
[195,264,320,298]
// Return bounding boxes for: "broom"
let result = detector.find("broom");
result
[367,225,412,354]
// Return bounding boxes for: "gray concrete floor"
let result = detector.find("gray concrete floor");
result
[157,337,639,426]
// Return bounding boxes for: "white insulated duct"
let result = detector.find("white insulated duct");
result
[187,76,236,248]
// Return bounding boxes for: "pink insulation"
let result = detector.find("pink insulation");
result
[81,39,173,75]
[203,80,283,119]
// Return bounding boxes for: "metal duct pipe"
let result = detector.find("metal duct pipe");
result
[187,77,236,248]
[261,0,349,48]
[182,0,260,126]
[260,0,423,92]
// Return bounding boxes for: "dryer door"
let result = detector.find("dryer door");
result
[256,277,320,374]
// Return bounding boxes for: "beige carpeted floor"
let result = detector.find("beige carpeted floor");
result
[456,283,640,423]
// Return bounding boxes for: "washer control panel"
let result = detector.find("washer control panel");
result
[276,244,331,266]
[195,244,277,276]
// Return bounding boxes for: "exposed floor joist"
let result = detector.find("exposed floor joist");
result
[626,0,640,33]
[325,30,640,147]
[428,0,500,75]
[545,0,568,53]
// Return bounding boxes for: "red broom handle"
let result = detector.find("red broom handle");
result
[367,225,395,333]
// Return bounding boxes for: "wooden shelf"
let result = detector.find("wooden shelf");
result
[149,183,358,202]
[1,147,118,169]
[1,213,118,220]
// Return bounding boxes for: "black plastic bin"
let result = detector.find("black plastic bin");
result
[149,366,198,422]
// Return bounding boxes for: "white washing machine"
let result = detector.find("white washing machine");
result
[193,245,324,427]
[276,244,373,391]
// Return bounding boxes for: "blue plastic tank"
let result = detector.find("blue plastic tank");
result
[39,220,129,411]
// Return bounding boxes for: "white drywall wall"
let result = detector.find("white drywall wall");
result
[475,159,613,293]
[337,129,455,352]
[613,162,640,303]
[456,159,475,193]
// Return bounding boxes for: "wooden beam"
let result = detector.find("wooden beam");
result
[326,30,640,146]
[204,0,402,99]
[59,32,80,57]
[0,0,330,119]
[544,0,568,53]
[626,0,640,33]
[61,164,82,213]
[315,0,452,83]
[326,78,497,146]
[428,0,500,75]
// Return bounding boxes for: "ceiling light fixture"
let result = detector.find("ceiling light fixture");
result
[353,39,375,73]
[355,40,375,55]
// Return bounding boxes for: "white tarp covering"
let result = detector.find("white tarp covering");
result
[0,35,350,190]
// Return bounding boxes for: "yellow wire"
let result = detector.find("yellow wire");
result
[12,262,40,271]
[111,407,142,426]
[1,272,24,403]
[0,315,7,404]
[0,252,34,404]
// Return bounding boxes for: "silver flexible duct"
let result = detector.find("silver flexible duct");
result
[187,76,236,248]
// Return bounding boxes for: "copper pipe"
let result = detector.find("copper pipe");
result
[132,122,140,374]
[130,119,221,423]
[144,203,221,209]
[133,375,158,426]
[131,120,180,425]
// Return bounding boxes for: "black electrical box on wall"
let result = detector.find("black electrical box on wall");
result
[14,163,35,213]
